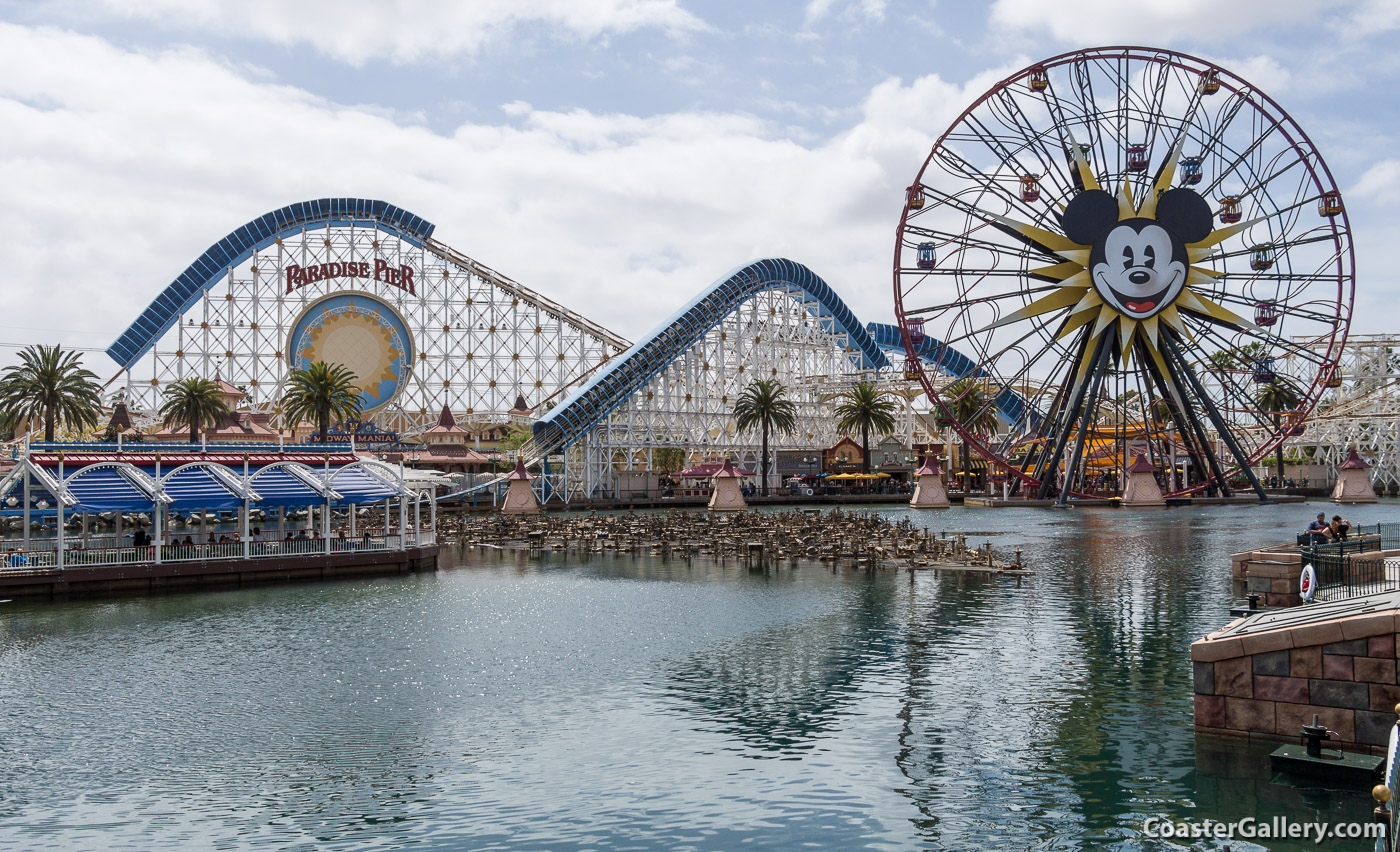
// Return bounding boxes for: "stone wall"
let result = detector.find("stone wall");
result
[1230,547,1304,607]
[1192,610,1400,753]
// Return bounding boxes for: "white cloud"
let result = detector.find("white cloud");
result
[1351,158,1400,204]
[803,0,889,28]
[0,23,991,375]
[988,0,1346,44]
[1336,0,1400,35]
[47,0,708,65]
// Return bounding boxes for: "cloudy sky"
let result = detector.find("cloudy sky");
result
[0,0,1395,377]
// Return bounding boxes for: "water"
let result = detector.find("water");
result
[2,501,1398,850]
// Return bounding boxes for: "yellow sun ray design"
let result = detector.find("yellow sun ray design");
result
[983,142,1253,375]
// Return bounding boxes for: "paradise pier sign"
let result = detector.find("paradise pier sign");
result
[285,259,416,295]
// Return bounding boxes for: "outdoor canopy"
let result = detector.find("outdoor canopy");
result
[0,458,411,514]
[160,465,248,510]
[64,466,158,512]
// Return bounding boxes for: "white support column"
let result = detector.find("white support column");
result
[414,493,421,545]
[22,465,30,553]
[153,456,162,564]
[323,455,331,555]
[56,455,65,571]
[242,456,251,559]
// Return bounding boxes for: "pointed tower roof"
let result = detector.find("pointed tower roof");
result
[508,394,533,416]
[914,456,944,476]
[107,399,133,432]
[423,403,469,436]
[1340,448,1369,470]
[1128,453,1156,473]
[711,459,742,479]
[507,459,533,480]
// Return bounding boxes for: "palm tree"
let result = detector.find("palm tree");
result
[733,378,797,496]
[281,361,363,444]
[928,378,1000,490]
[935,377,1000,436]
[0,344,102,442]
[1207,351,1238,374]
[835,382,898,474]
[1256,380,1301,486]
[159,378,230,443]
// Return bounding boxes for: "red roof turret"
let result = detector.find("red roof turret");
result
[1128,453,1156,474]
[1340,448,1369,470]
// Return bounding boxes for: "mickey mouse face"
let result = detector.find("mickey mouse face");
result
[1091,220,1186,318]
[1062,187,1214,321]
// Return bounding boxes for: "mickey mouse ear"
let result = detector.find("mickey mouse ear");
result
[1062,190,1118,246]
[1156,188,1213,243]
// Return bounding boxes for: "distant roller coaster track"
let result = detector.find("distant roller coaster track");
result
[532,258,888,453]
[531,259,1037,458]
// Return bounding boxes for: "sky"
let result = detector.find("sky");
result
[0,0,1396,379]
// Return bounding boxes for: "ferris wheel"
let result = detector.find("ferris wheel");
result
[894,46,1354,500]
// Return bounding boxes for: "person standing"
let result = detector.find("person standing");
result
[1306,512,1332,546]
[1330,515,1352,542]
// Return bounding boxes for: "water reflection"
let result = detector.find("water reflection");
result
[3,503,1399,850]
[666,570,903,753]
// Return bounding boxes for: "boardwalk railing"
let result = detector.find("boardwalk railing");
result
[0,530,435,573]
[1306,523,1400,602]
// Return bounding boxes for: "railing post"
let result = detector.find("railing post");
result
[154,454,162,565]
[56,453,64,572]
[243,455,250,560]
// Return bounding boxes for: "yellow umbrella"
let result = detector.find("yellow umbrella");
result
[828,473,860,480]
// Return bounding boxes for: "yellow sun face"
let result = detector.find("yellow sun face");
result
[985,136,1263,387]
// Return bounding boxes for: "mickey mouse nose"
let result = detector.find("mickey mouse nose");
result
[1129,270,1151,285]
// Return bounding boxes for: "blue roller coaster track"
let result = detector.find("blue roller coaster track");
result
[108,198,434,369]
[532,258,888,453]
[864,323,1036,429]
[530,258,1039,458]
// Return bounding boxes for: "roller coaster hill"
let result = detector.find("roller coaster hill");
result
[98,197,1007,504]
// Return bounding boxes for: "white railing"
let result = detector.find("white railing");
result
[0,528,436,573]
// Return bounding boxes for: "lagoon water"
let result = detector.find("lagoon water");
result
[4,501,1400,851]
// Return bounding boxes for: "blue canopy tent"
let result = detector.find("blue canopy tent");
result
[324,465,406,504]
[64,465,159,513]
[247,464,337,508]
[161,464,252,510]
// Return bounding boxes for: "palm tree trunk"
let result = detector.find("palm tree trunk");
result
[761,418,770,497]
[1274,412,1284,487]
[320,408,330,444]
[861,424,870,474]
[189,415,198,444]
[44,407,55,442]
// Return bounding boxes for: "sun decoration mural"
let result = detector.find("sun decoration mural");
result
[989,139,1253,384]
[288,292,414,412]
[894,46,1354,503]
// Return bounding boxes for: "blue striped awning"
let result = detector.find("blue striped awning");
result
[325,467,404,504]
[162,466,245,510]
[248,465,330,508]
[66,467,156,512]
